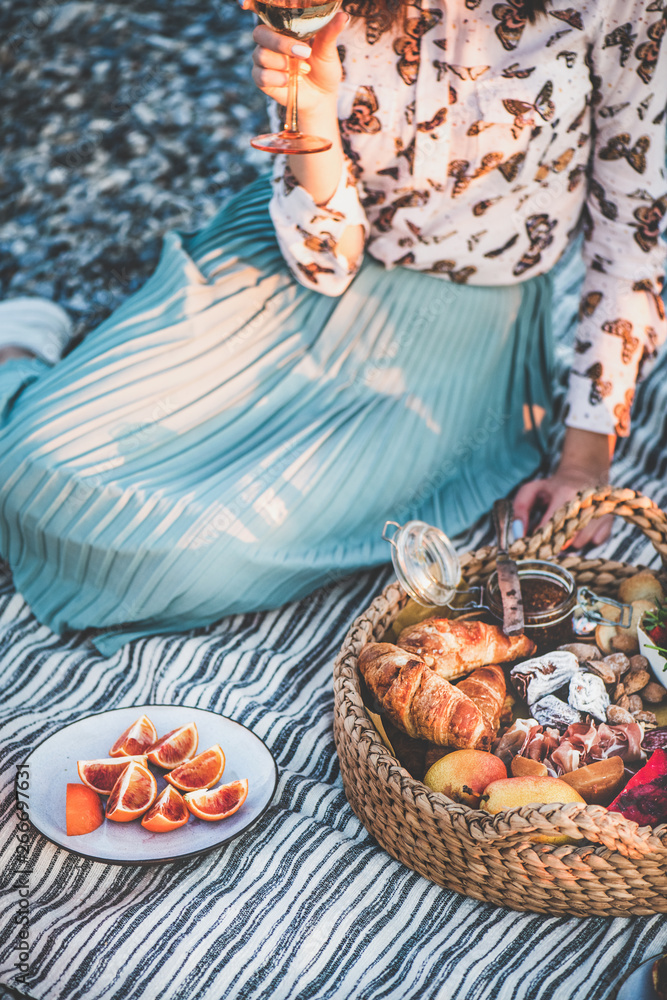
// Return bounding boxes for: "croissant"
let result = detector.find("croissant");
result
[455,665,506,731]
[358,642,495,749]
[397,618,535,681]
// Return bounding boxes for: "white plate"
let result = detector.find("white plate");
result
[19,705,278,865]
[616,954,662,1000]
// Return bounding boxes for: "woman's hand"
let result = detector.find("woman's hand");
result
[513,427,616,548]
[248,9,349,116]
[245,3,360,242]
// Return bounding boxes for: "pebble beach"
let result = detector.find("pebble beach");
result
[1,0,268,340]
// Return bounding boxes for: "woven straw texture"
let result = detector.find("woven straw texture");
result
[333,486,667,917]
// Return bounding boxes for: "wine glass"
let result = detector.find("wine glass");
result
[248,0,343,154]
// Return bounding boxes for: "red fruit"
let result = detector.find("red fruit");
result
[105,761,157,822]
[608,748,667,826]
[141,786,189,833]
[165,746,225,792]
[66,784,104,836]
[109,715,157,757]
[146,723,198,769]
[77,756,147,795]
[184,779,248,821]
[649,624,667,649]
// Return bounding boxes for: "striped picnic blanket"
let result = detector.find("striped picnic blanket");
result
[1,238,667,1000]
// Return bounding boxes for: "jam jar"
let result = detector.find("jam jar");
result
[383,520,631,644]
[486,560,577,649]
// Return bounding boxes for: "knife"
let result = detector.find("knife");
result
[492,499,525,636]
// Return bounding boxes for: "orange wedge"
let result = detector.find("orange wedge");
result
[165,745,225,792]
[105,761,157,822]
[141,786,189,833]
[109,715,157,757]
[184,778,248,821]
[77,756,147,795]
[146,723,198,769]
[66,784,104,836]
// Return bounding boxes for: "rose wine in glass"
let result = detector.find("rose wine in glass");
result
[249,0,342,154]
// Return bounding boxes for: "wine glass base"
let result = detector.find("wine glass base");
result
[250,131,333,154]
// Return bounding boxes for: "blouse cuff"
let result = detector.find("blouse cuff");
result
[269,156,369,295]
[564,274,666,438]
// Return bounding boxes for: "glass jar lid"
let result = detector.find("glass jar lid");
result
[383,520,462,607]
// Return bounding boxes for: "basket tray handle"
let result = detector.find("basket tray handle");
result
[507,485,667,564]
[420,795,667,859]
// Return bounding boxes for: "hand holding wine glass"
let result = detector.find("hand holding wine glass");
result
[245,0,348,152]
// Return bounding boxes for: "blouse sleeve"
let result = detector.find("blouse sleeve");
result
[268,148,370,297]
[565,0,667,438]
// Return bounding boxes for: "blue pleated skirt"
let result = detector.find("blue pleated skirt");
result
[0,175,554,653]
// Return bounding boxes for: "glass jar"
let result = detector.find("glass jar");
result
[383,519,631,643]
[486,560,577,649]
[382,520,465,607]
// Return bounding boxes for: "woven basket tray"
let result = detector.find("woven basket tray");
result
[333,487,667,917]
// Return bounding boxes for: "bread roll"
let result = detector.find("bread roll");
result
[358,643,495,749]
[397,618,535,681]
[455,665,506,731]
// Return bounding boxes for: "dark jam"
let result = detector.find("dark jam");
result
[488,563,577,651]
[520,577,568,614]
[519,573,575,650]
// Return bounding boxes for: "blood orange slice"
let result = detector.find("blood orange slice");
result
[105,761,157,822]
[109,715,157,757]
[165,745,225,792]
[184,778,248,821]
[77,756,148,795]
[146,723,198,769]
[141,786,189,833]
[66,784,104,836]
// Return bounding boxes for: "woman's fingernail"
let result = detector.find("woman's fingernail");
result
[291,43,312,57]
[512,519,524,541]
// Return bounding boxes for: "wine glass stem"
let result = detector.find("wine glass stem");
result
[285,55,300,135]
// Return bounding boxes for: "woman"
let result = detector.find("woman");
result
[0,0,665,654]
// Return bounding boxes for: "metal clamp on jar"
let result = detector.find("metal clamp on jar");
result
[383,518,632,648]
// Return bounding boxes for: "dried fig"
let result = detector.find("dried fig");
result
[616,694,631,711]
[629,654,650,673]
[626,694,643,713]
[613,682,626,701]
[611,631,639,655]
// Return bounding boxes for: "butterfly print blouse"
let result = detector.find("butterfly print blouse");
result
[269,0,667,436]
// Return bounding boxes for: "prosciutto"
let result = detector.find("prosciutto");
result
[493,719,645,776]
